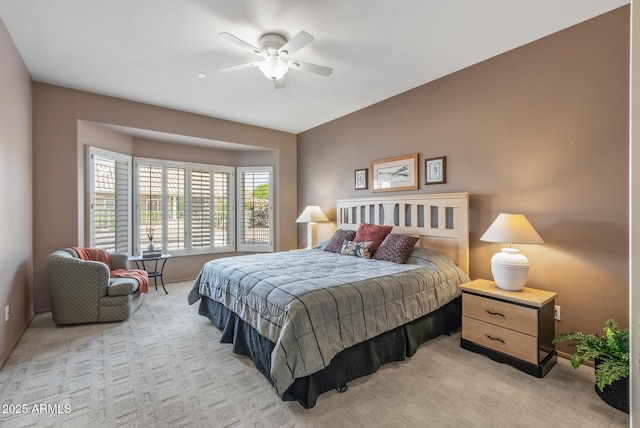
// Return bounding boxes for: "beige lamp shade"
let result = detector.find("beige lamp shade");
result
[296,206,329,249]
[480,213,543,245]
[480,213,543,291]
[296,206,329,223]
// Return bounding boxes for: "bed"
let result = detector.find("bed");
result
[188,193,470,408]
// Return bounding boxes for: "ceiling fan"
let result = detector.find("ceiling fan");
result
[218,31,333,89]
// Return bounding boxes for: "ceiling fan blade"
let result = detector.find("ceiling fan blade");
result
[218,32,264,56]
[274,78,286,89]
[218,61,261,72]
[288,60,333,76]
[279,31,314,56]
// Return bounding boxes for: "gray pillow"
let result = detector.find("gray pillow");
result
[373,233,419,264]
[324,229,357,253]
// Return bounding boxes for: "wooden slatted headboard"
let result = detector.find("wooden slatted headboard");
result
[336,193,470,275]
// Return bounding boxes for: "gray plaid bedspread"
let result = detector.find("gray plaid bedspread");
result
[188,248,468,394]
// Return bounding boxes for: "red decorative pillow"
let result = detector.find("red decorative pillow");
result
[354,223,393,254]
[373,233,419,264]
[324,229,357,253]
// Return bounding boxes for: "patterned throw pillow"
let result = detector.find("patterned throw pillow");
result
[354,223,393,254]
[340,240,374,259]
[373,233,419,264]
[324,229,357,253]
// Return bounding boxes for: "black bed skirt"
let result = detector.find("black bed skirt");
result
[198,296,462,408]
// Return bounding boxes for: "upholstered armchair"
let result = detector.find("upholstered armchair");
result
[46,248,145,325]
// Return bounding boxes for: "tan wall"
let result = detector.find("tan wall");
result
[32,84,297,312]
[0,16,33,366]
[298,7,630,355]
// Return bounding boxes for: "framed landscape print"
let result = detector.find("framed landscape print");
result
[354,168,368,190]
[371,153,419,192]
[425,156,446,184]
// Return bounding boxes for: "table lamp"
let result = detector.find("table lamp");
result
[296,205,329,249]
[480,213,543,291]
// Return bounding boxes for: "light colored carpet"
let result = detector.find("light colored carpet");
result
[0,281,630,428]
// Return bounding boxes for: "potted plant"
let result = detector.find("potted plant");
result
[553,319,629,413]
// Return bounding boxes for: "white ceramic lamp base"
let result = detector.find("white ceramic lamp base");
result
[305,222,318,249]
[491,248,530,291]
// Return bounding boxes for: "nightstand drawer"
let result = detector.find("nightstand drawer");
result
[463,292,538,336]
[462,316,538,364]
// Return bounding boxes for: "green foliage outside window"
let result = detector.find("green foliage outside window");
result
[245,183,269,228]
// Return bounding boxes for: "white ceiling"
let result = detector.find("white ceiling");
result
[0,0,629,135]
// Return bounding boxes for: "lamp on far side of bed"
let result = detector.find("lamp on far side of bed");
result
[296,205,330,249]
[480,213,543,291]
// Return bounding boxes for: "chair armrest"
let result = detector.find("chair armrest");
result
[46,251,113,324]
[46,254,110,296]
[109,253,130,270]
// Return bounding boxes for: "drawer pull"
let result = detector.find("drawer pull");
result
[485,334,505,344]
[485,309,505,318]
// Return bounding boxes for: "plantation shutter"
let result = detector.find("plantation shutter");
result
[88,147,132,254]
[213,169,235,251]
[134,159,235,255]
[137,162,164,253]
[191,169,211,248]
[237,166,273,252]
[166,167,186,251]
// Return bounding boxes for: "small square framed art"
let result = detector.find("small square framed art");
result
[425,156,446,185]
[354,168,368,190]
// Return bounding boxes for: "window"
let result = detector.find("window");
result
[87,148,268,256]
[137,163,168,251]
[135,158,235,255]
[213,170,233,248]
[87,147,132,253]
[237,167,273,252]
[190,169,210,248]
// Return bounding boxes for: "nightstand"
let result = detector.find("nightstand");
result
[460,279,557,377]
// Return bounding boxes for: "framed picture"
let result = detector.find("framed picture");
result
[371,153,419,192]
[354,168,368,190]
[425,156,446,184]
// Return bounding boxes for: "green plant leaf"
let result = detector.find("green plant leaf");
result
[554,319,629,389]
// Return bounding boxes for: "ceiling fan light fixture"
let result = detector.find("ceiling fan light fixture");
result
[258,57,288,80]
[218,30,332,86]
